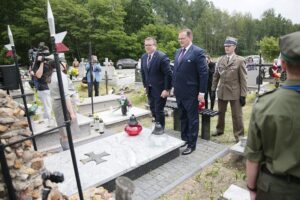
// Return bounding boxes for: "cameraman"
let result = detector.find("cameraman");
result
[32,46,54,127]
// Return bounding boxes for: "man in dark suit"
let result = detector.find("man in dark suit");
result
[173,29,208,155]
[141,37,172,129]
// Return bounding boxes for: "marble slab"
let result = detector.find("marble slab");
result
[32,113,92,150]
[77,94,120,115]
[96,106,151,127]
[9,82,35,103]
[223,184,250,200]
[43,128,184,196]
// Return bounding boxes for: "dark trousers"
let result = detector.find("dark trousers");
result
[177,98,199,149]
[256,170,300,200]
[88,81,99,97]
[148,88,167,128]
[216,99,244,141]
[204,89,215,110]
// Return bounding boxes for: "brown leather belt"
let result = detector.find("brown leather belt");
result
[261,166,300,184]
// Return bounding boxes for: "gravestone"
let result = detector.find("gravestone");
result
[43,128,184,196]
[100,57,118,86]
[247,67,268,93]
[100,58,135,87]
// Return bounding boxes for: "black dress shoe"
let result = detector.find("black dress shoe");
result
[212,131,224,137]
[180,142,188,148]
[182,147,194,155]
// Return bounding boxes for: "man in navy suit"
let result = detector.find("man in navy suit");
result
[173,29,208,155]
[141,37,172,129]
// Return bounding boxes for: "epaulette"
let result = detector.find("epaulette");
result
[255,89,277,104]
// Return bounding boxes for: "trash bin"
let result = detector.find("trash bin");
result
[0,64,19,90]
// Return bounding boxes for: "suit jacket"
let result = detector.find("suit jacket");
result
[141,50,172,97]
[85,63,102,82]
[173,44,208,100]
[211,54,247,100]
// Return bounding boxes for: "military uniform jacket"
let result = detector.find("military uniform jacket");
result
[245,80,300,178]
[211,54,247,100]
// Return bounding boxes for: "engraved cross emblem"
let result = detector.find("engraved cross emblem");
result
[80,152,110,165]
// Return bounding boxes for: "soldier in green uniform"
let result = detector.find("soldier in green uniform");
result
[245,31,300,200]
[211,36,247,142]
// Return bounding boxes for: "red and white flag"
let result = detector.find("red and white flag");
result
[55,31,69,53]
[4,44,13,57]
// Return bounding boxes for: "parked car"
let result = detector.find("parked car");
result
[116,58,138,69]
[245,55,264,64]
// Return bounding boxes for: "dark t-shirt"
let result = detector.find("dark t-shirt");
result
[34,63,50,91]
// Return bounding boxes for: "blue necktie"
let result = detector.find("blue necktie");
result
[147,55,152,68]
[178,48,186,63]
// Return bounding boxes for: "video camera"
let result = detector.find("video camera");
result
[41,171,64,200]
[42,171,64,183]
[28,42,52,71]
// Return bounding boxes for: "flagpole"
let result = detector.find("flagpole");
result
[47,2,84,199]
[89,41,94,115]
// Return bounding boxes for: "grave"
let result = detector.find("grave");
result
[77,94,121,115]
[96,106,151,128]
[247,68,268,93]
[223,184,250,200]
[9,81,35,103]
[101,58,135,87]
[32,113,92,150]
[43,128,184,196]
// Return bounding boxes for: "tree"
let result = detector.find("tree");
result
[86,0,129,60]
[136,24,178,58]
[151,0,189,26]
[123,0,154,34]
[50,0,92,60]
[184,0,209,28]
[258,36,279,62]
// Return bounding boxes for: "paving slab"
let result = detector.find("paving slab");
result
[130,130,229,200]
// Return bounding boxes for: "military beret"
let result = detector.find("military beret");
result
[279,31,300,64]
[224,36,237,46]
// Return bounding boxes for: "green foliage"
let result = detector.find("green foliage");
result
[258,36,280,61]
[1,0,299,65]
[123,0,154,34]
[137,24,178,58]
[151,0,189,26]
